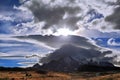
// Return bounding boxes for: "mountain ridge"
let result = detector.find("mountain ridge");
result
[33,44,115,72]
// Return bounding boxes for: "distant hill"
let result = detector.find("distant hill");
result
[0,66,33,71]
[78,64,120,72]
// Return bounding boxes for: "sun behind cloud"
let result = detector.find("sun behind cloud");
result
[54,28,75,36]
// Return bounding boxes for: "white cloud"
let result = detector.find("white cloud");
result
[0,7,34,35]
[0,15,13,21]
[18,62,37,66]
[108,38,120,46]
[79,29,120,38]
[0,10,33,22]
[0,36,53,51]
[0,52,12,56]
[0,43,24,47]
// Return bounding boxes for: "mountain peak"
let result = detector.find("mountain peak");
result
[32,44,114,72]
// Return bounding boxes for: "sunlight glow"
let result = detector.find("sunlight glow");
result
[55,28,74,36]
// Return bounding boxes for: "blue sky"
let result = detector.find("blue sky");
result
[0,0,50,67]
[0,0,120,67]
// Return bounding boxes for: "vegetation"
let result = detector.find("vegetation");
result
[0,67,33,71]
[0,70,120,80]
[0,78,9,80]
[1,67,120,80]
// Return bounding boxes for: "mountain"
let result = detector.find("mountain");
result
[33,44,115,72]
[33,57,79,72]
[40,44,102,63]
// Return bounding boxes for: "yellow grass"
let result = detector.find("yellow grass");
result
[0,71,120,80]
[0,71,71,80]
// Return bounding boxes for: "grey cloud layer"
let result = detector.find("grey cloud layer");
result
[105,0,120,29]
[19,0,119,34]
[26,0,81,30]
[16,35,99,49]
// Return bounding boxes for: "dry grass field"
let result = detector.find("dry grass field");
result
[0,71,120,80]
[0,71,71,80]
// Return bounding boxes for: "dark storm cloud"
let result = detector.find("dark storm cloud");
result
[15,35,98,49]
[26,0,81,30]
[105,0,120,29]
[17,0,120,33]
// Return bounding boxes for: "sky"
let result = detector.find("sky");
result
[0,0,120,67]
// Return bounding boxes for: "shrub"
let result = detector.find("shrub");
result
[0,78,9,80]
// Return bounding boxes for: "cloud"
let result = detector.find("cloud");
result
[0,36,50,67]
[17,0,119,35]
[0,36,51,60]
[82,29,120,38]
[1,0,117,35]
[24,0,81,30]
[105,0,120,29]
[0,43,24,47]
[0,9,32,23]
[91,37,120,51]
[0,6,34,35]
[0,15,13,21]
[16,35,100,49]
[108,38,120,46]
[18,62,37,66]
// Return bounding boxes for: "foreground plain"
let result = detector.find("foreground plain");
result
[0,70,120,80]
